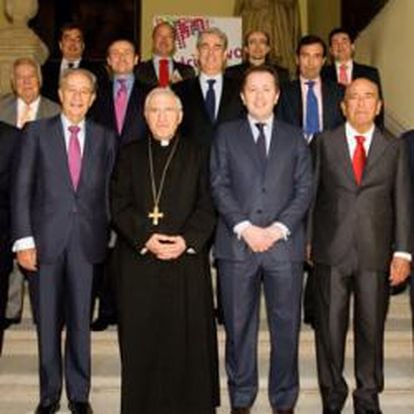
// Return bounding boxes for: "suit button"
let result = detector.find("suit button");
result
[256,209,262,214]
[72,207,78,213]
[262,188,266,193]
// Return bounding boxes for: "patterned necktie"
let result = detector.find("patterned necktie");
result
[18,104,32,128]
[68,125,82,190]
[339,64,348,85]
[159,59,169,87]
[205,79,216,123]
[352,135,366,185]
[115,78,128,134]
[255,122,267,168]
[305,80,320,138]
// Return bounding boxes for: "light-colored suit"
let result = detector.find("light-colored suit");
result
[0,94,60,127]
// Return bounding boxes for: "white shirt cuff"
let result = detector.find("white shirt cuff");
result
[12,237,35,252]
[233,220,252,239]
[271,222,290,240]
[393,252,412,262]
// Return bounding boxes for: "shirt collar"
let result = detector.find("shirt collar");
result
[345,121,375,144]
[17,96,40,109]
[199,72,222,83]
[61,113,86,131]
[335,59,353,69]
[300,75,321,87]
[247,114,274,132]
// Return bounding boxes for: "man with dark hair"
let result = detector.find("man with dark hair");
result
[277,35,344,142]
[211,65,313,414]
[309,78,411,414]
[89,38,149,331]
[41,22,106,103]
[225,30,290,85]
[13,68,116,414]
[136,21,195,87]
[322,27,383,129]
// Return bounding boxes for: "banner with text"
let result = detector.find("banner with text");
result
[154,15,242,69]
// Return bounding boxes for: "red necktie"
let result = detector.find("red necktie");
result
[339,64,348,85]
[159,59,169,87]
[352,135,366,185]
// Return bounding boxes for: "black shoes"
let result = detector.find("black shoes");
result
[90,317,116,331]
[68,401,93,414]
[34,402,60,414]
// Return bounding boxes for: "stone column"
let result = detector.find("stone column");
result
[0,0,49,94]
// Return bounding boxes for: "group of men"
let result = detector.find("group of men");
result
[0,19,411,414]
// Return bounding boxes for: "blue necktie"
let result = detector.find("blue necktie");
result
[305,80,320,138]
[205,79,216,122]
[255,122,267,169]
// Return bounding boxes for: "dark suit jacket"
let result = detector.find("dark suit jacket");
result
[310,125,412,270]
[12,115,116,264]
[90,77,149,146]
[173,75,244,148]
[225,61,290,85]
[210,118,313,262]
[0,122,20,244]
[276,78,344,132]
[321,61,384,128]
[135,59,195,88]
[41,58,108,103]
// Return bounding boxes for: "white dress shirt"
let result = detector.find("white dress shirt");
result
[16,97,40,128]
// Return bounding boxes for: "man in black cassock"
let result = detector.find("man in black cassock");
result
[110,87,219,414]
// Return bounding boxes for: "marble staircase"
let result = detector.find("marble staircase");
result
[0,292,412,413]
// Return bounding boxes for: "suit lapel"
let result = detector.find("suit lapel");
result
[78,120,96,190]
[240,120,263,174]
[330,126,356,185]
[217,78,232,123]
[50,116,74,190]
[192,78,212,125]
[363,129,389,177]
[292,80,303,127]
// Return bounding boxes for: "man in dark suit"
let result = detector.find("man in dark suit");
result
[91,39,148,146]
[41,22,106,103]
[0,122,19,354]
[12,68,116,414]
[0,57,60,329]
[89,38,148,330]
[402,129,414,340]
[135,21,195,87]
[210,66,313,414]
[174,27,243,149]
[309,78,411,414]
[277,35,344,142]
[225,30,290,85]
[321,27,384,129]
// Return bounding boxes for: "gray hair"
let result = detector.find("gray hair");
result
[144,87,183,112]
[197,27,228,50]
[11,57,43,88]
[59,68,97,93]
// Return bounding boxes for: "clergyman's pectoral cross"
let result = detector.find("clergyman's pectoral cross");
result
[148,205,164,226]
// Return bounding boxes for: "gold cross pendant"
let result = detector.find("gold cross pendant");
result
[148,205,164,226]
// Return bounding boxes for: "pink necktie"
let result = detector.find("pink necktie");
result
[115,79,128,134]
[68,125,81,190]
[339,64,348,85]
